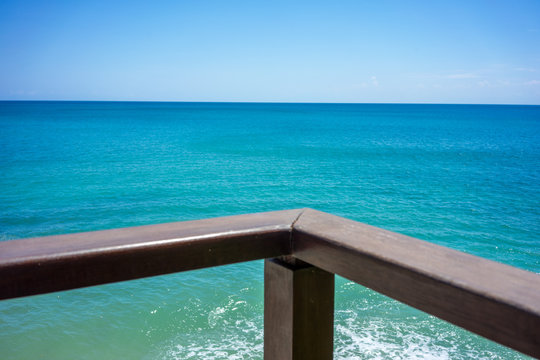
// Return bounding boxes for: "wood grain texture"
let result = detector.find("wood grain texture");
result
[1,208,539,357]
[264,258,334,360]
[0,209,303,299]
[292,208,540,358]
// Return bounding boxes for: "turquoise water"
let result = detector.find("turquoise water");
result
[0,101,539,359]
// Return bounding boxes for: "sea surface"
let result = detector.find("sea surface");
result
[0,101,539,359]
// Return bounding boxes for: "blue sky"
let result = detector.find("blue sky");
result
[1,0,539,104]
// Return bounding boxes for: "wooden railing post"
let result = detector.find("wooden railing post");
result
[264,257,334,360]
[2,209,539,357]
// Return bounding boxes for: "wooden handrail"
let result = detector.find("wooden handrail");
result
[293,209,540,358]
[0,209,302,299]
[0,208,539,358]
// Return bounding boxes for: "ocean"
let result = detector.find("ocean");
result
[0,101,538,359]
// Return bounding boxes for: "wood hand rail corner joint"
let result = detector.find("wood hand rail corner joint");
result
[1,208,539,358]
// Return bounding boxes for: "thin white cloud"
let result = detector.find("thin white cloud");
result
[9,90,38,95]
[371,76,379,86]
[525,80,540,85]
[515,67,538,72]
[445,73,478,79]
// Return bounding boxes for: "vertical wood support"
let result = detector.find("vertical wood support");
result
[264,258,335,360]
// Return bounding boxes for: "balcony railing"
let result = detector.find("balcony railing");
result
[1,208,539,359]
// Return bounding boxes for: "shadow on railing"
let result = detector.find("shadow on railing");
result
[1,209,539,359]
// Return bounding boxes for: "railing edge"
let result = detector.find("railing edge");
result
[0,209,303,300]
[292,208,540,358]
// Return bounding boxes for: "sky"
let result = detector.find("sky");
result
[1,0,540,104]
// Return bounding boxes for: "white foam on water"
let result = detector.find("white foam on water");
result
[207,296,250,329]
[335,320,453,360]
[333,310,514,360]
[150,308,526,360]
[157,318,263,360]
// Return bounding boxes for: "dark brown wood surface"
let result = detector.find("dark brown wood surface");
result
[292,208,540,358]
[1,208,539,357]
[264,258,334,360]
[0,209,303,299]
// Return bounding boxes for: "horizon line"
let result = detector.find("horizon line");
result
[1,99,539,106]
